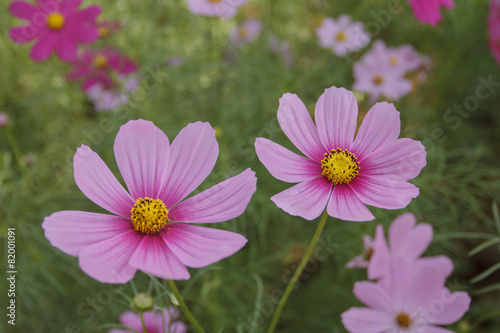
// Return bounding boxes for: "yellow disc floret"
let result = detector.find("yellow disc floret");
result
[373,75,384,85]
[336,31,347,42]
[390,55,398,65]
[47,13,65,30]
[396,313,412,328]
[131,197,169,234]
[93,54,108,68]
[321,148,360,185]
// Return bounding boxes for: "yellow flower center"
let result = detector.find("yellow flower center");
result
[130,197,169,234]
[98,27,110,38]
[396,313,412,328]
[240,27,248,38]
[321,148,360,185]
[93,54,108,68]
[373,75,384,85]
[336,31,347,42]
[47,13,65,30]
[390,55,398,65]
[209,0,222,2]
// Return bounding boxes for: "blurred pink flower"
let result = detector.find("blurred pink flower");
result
[346,235,374,269]
[255,86,426,222]
[408,0,455,26]
[363,40,427,75]
[8,0,100,62]
[368,212,454,280]
[86,76,139,112]
[67,47,138,91]
[43,120,256,283]
[342,258,470,333]
[268,35,293,68]
[230,19,262,45]
[167,56,184,67]
[96,19,120,38]
[186,0,248,19]
[488,0,500,65]
[0,112,10,128]
[316,15,370,57]
[109,307,187,333]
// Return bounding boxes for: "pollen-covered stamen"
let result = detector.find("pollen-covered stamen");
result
[336,31,347,42]
[321,148,360,185]
[396,313,412,328]
[93,54,108,68]
[390,55,398,65]
[373,75,384,85]
[47,13,65,30]
[131,197,169,234]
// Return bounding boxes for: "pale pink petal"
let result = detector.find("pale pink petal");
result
[73,145,134,217]
[59,0,83,15]
[277,93,325,161]
[9,25,40,43]
[341,307,394,333]
[118,311,142,331]
[427,289,470,325]
[79,230,140,283]
[67,5,101,22]
[353,281,393,311]
[419,326,454,333]
[314,86,358,151]
[327,184,375,222]
[360,138,427,181]
[271,177,332,220]
[113,119,170,199]
[54,36,78,61]
[9,1,39,21]
[42,211,133,256]
[169,168,256,223]
[129,234,190,280]
[255,138,321,183]
[403,223,433,259]
[169,322,188,333]
[367,225,390,280]
[407,265,445,312]
[351,102,400,158]
[350,175,419,210]
[346,255,368,269]
[162,224,247,268]
[30,33,56,61]
[388,212,416,254]
[414,256,454,278]
[160,122,218,207]
[388,257,412,308]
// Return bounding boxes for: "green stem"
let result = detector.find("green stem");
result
[140,312,147,332]
[5,127,29,181]
[167,280,205,333]
[266,210,329,333]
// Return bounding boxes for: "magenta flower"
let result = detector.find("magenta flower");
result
[8,0,100,62]
[316,16,370,57]
[96,20,121,38]
[408,0,455,26]
[368,212,454,280]
[255,86,426,222]
[346,235,374,269]
[42,120,256,283]
[489,0,500,65]
[109,307,187,333]
[342,258,470,333]
[229,19,262,45]
[67,47,138,91]
[186,0,248,19]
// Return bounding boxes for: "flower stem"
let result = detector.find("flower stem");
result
[266,209,329,333]
[167,280,205,333]
[140,312,147,332]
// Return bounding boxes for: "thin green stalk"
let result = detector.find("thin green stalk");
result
[266,209,329,333]
[140,312,147,332]
[5,127,29,181]
[167,280,205,333]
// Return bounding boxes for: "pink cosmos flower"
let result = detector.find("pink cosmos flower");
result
[255,86,426,222]
[368,212,454,280]
[109,307,187,333]
[42,120,257,283]
[0,112,10,128]
[96,20,120,38]
[67,47,138,91]
[186,0,248,19]
[346,235,374,269]
[488,0,500,65]
[8,0,101,62]
[86,76,139,112]
[363,40,426,75]
[408,0,455,26]
[316,16,370,57]
[229,19,262,45]
[342,258,470,333]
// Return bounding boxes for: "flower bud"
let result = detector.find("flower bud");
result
[132,293,154,312]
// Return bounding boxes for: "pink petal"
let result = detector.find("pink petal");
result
[128,234,190,280]
[42,211,133,256]
[388,212,416,254]
[414,255,454,278]
[407,264,445,312]
[387,257,412,308]
[67,5,101,22]
[427,289,470,325]
[346,255,368,269]
[350,175,419,210]
[113,119,170,199]
[160,122,218,207]
[79,230,140,283]
[54,36,78,61]
[9,1,39,21]
[255,138,321,183]
[118,311,143,331]
[314,86,358,151]
[162,224,247,268]
[9,25,40,43]
[440,0,455,9]
[73,145,135,217]
[169,168,256,223]
[360,138,427,181]
[108,55,138,74]
[418,326,454,333]
[353,281,393,312]
[277,93,325,161]
[30,32,56,61]
[351,102,401,158]
[59,0,83,15]
[367,225,390,279]
[66,25,99,44]
[341,307,394,333]
[271,177,332,220]
[403,223,433,259]
[327,184,375,222]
